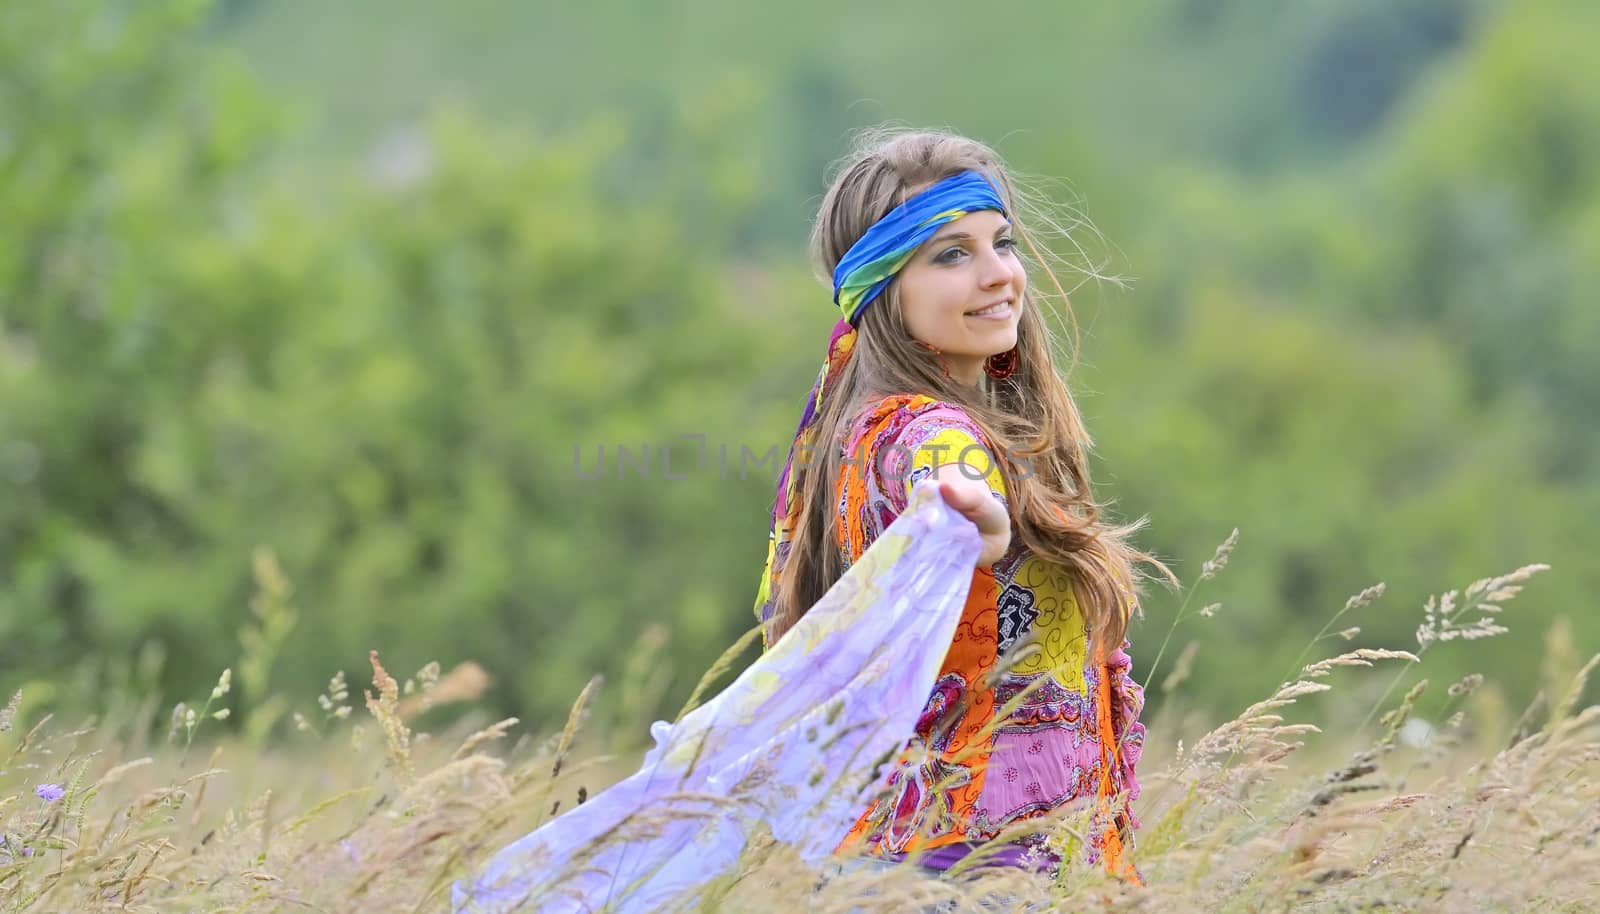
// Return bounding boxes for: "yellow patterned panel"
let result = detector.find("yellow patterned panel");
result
[1004,555,1088,692]
[906,428,1007,497]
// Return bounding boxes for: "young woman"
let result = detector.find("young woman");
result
[754,128,1173,880]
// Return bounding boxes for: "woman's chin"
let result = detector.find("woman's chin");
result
[984,327,1020,353]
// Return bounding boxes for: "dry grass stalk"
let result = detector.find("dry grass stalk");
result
[398,661,492,721]
[364,650,415,785]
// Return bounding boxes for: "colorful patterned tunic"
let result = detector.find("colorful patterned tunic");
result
[834,394,1145,870]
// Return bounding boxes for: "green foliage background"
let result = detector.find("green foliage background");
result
[2,0,1595,733]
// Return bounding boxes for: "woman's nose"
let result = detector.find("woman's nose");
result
[977,247,1012,288]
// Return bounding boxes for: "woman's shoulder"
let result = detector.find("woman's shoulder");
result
[858,396,996,462]
[846,393,983,446]
[843,393,1004,496]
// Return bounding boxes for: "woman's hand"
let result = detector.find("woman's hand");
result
[935,465,1011,567]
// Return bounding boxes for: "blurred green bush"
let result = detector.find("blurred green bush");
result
[2,0,1595,731]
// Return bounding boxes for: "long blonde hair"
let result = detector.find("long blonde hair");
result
[768,127,1175,654]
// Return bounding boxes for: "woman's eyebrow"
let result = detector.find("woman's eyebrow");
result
[927,222,1013,245]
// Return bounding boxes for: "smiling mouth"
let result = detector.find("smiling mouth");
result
[965,301,1014,318]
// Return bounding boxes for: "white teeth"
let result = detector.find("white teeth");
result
[967,302,1011,317]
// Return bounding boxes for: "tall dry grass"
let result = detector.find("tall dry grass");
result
[1,544,1595,912]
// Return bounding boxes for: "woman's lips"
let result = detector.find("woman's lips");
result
[964,301,1014,320]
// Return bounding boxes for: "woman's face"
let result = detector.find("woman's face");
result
[894,209,1026,385]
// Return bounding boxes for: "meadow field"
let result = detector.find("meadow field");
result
[4,554,1593,912]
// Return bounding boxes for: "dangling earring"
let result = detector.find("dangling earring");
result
[984,347,1018,381]
[914,340,953,380]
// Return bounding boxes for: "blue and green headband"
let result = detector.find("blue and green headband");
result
[831,169,1009,325]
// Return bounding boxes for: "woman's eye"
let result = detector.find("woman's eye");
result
[936,238,1014,263]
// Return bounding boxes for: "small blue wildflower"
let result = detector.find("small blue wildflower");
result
[34,783,64,803]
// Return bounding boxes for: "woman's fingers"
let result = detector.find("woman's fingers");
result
[933,468,1010,566]
[938,478,981,512]
[938,478,1007,535]
[939,479,997,525]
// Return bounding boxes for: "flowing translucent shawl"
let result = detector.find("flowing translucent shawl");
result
[453,481,981,913]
